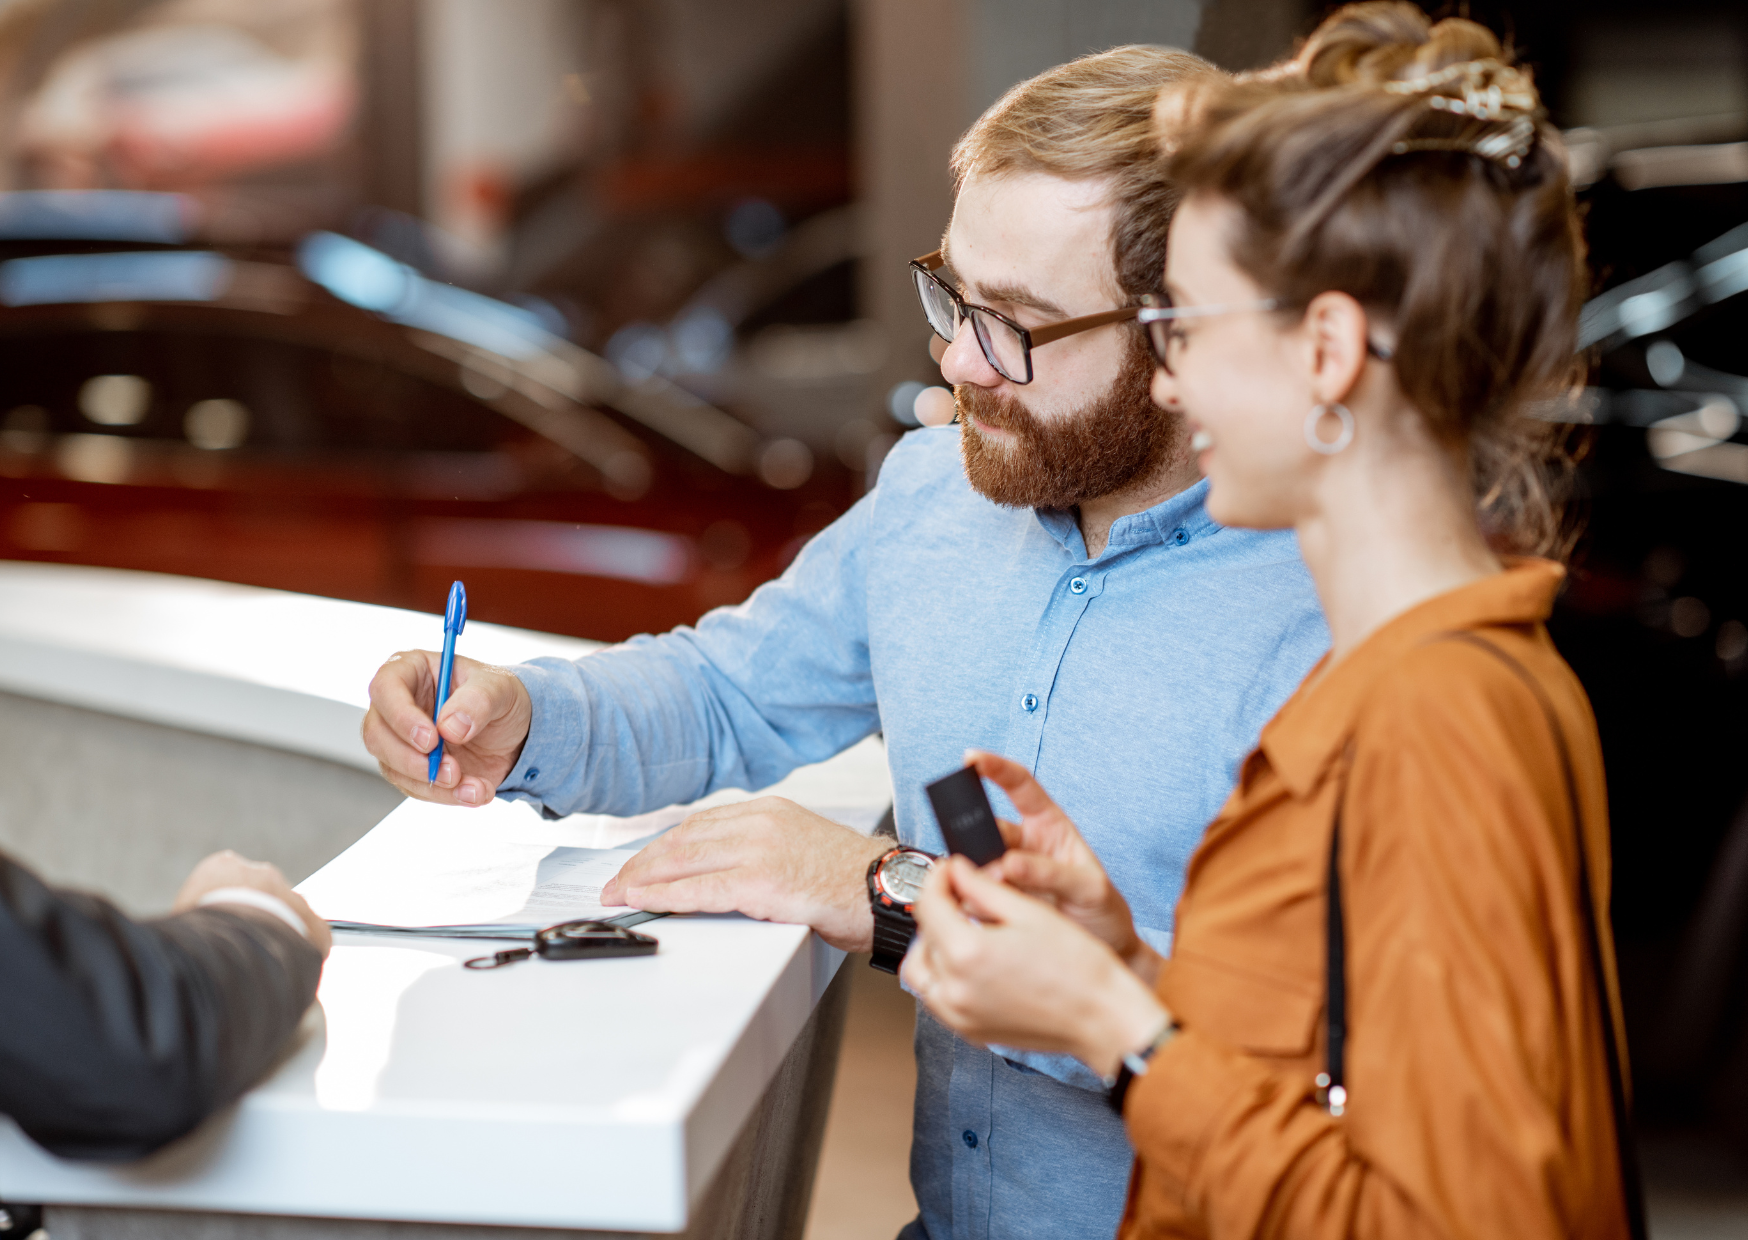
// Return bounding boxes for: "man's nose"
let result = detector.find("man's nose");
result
[938,321,1003,388]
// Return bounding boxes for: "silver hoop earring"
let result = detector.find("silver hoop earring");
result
[1304,403,1355,455]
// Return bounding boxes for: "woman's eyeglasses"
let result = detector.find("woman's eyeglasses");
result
[1137,293,1396,375]
[1136,294,1281,375]
[910,251,1140,385]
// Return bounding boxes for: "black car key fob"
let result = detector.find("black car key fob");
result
[926,766,1008,865]
[466,919,659,969]
[537,919,659,959]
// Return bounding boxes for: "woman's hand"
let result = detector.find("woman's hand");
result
[968,751,1161,981]
[903,857,1170,1079]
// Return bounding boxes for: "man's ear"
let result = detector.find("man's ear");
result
[1302,291,1369,406]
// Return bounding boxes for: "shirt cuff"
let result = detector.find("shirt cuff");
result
[197,887,310,940]
[496,659,589,816]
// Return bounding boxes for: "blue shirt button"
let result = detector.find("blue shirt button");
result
[1069,577,1087,594]
[1021,693,1039,712]
[962,1129,979,1149]
[524,768,541,781]
[1173,528,1188,545]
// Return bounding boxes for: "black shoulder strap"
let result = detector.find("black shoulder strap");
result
[1321,631,1646,1240]
[1316,773,1349,1118]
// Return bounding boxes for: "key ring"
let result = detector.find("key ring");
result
[464,947,533,970]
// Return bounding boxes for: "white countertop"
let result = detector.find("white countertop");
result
[0,562,895,1230]
[0,562,600,771]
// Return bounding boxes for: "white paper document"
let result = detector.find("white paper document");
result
[509,847,634,924]
[298,797,652,939]
[296,735,896,941]
[326,845,639,938]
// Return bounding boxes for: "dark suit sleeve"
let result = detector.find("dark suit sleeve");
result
[0,851,323,1161]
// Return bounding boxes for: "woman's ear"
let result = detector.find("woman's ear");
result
[1302,291,1370,406]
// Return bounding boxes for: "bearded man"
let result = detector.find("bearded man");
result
[362,47,1327,1240]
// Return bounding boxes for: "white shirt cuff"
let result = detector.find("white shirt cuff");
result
[196,887,310,940]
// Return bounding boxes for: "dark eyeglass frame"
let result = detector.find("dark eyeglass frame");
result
[1137,293,1396,375]
[910,250,1140,385]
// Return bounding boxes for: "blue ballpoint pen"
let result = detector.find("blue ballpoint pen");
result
[428,580,468,785]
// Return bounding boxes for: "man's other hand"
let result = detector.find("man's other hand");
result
[599,798,893,952]
[362,651,532,807]
[174,850,333,957]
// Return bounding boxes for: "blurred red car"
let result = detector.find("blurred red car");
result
[0,194,854,641]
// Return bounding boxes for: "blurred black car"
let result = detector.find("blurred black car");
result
[1552,119,1748,1146]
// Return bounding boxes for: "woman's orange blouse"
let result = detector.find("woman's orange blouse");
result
[1119,560,1630,1240]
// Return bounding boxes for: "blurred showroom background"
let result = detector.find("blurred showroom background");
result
[0,0,1744,1237]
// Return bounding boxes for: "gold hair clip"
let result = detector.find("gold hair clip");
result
[1390,113,1537,168]
[1380,58,1537,120]
[1382,58,1539,168]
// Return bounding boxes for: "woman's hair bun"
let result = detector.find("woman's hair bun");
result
[1296,0,1543,117]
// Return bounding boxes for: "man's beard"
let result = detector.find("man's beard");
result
[957,334,1180,510]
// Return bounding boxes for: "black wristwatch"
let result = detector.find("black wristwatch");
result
[866,847,936,973]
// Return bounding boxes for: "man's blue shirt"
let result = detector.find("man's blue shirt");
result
[502,426,1328,1240]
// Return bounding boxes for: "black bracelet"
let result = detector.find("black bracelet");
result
[1106,1022,1177,1115]
[1108,1061,1142,1115]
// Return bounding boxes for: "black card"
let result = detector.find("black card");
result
[926,767,1007,865]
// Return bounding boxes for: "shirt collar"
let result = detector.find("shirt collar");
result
[1033,477,1218,559]
[1259,558,1567,798]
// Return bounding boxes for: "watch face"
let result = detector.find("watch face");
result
[878,850,934,903]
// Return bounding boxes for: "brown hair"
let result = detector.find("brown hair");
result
[1164,2,1586,556]
[952,45,1218,303]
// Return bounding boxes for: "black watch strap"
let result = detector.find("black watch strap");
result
[869,902,915,974]
[866,850,919,974]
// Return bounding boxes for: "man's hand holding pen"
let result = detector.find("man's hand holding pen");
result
[363,652,532,806]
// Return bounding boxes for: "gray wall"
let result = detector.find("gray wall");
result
[1197,0,1317,74]
[0,691,401,915]
[967,0,1204,116]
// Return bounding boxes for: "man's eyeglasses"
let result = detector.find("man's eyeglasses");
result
[910,250,1140,385]
[1137,294,1396,375]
